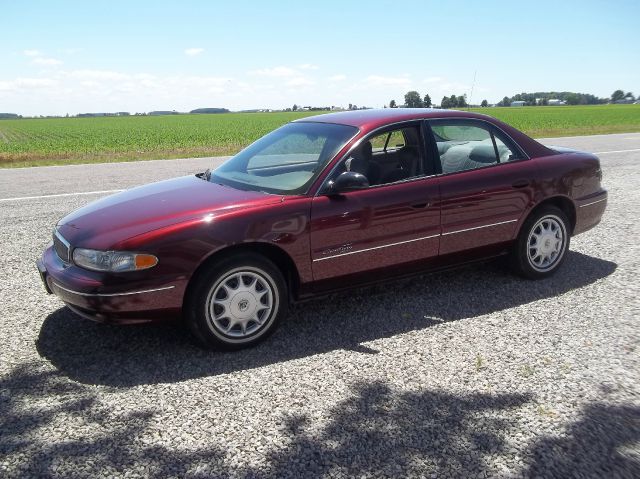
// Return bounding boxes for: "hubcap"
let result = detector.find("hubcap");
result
[207,270,274,338]
[527,215,566,272]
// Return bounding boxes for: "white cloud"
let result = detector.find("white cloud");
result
[0,65,480,115]
[16,78,58,88]
[79,80,101,88]
[298,63,319,70]
[250,66,297,77]
[69,70,130,81]
[32,57,63,66]
[365,75,412,87]
[424,76,444,83]
[286,77,314,87]
[184,48,205,56]
[0,69,239,115]
[22,49,63,67]
[0,77,58,91]
[440,81,471,92]
[165,75,230,89]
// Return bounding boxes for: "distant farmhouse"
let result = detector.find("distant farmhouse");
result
[510,101,526,107]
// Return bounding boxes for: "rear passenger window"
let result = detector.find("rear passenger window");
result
[369,129,405,152]
[386,130,405,150]
[431,121,521,174]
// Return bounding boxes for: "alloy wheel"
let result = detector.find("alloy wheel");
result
[526,215,566,272]
[206,268,276,339]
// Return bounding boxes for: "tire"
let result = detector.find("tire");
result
[185,253,288,350]
[511,206,570,279]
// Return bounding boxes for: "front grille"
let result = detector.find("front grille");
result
[53,230,70,263]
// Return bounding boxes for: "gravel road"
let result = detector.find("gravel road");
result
[1,133,638,478]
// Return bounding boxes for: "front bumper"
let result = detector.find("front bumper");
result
[37,246,185,324]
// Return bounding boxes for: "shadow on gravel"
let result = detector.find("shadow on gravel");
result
[37,251,616,387]
[2,365,637,477]
[259,381,533,477]
[0,363,227,478]
[524,403,640,478]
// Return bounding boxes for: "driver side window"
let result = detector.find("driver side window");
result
[340,125,424,187]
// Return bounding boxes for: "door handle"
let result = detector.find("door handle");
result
[410,201,430,209]
[511,179,530,189]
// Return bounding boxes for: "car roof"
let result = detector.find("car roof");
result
[295,108,556,159]
[296,108,496,133]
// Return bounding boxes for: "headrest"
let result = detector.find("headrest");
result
[361,141,372,160]
[469,144,497,163]
[346,156,368,175]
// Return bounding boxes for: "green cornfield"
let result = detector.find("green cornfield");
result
[0,105,638,167]
[470,104,640,138]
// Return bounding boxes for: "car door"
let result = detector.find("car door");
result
[309,122,441,283]
[427,119,536,256]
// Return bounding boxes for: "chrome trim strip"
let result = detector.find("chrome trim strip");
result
[579,197,607,208]
[52,282,175,297]
[313,218,520,261]
[53,229,71,262]
[442,219,519,236]
[54,229,70,248]
[313,233,440,262]
[313,114,531,197]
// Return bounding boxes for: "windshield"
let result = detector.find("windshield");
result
[210,122,358,195]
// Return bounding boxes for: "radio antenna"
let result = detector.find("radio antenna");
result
[468,70,477,110]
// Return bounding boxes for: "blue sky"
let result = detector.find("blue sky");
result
[2,0,638,115]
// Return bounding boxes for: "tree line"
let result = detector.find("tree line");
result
[496,90,634,106]
[388,89,636,109]
[387,91,469,109]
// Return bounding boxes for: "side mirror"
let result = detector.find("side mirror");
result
[326,171,370,195]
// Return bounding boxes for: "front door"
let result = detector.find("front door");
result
[310,179,441,281]
[309,122,441,282]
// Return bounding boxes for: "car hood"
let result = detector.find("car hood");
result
[57,175,281,249]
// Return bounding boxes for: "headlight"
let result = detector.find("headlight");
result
[72,248,158,272]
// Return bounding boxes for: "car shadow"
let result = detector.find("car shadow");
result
[37,251,617,387]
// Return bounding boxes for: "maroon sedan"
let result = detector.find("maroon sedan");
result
[38,109,607,349]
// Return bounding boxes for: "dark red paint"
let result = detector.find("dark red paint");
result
[38,109,607,323]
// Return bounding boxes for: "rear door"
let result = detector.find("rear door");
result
[426,119,536,255]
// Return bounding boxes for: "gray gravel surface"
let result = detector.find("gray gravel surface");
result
[1,133,639,478]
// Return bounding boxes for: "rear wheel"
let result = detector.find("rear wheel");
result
[185,254,287,350]
[511,206,570,279]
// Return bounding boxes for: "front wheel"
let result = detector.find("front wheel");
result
[511,206,570,279]
[185,254,288,350]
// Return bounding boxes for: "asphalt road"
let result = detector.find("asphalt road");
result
[1,133,638,477]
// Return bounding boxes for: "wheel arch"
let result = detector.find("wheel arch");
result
[183,242,301,310]
[520,195,576,236]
